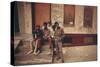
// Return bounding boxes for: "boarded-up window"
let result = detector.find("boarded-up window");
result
[84,6,93,27]
[64,5,75,27]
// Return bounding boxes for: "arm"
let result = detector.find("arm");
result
[49,27,54,38]
[61,28,64,38]
[33,30,37,39]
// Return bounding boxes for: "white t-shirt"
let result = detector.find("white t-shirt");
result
[42,26,54,38]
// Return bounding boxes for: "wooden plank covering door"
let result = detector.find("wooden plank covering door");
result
[34,3,50,26]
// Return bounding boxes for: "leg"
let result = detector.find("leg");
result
[58,41,64,62]
[54,38,60,60]
[48,37,52,48]
[27,40,34,54]
[33,39,40,55]
[47,37,53,55]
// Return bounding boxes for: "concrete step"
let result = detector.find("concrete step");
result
[15,42,53,65]
[15,53,52,65]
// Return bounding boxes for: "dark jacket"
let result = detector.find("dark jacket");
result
[33,29,43,38]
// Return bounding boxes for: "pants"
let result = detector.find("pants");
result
[34,38,41,50]
[43,35,52,48]
[54,37,63,61]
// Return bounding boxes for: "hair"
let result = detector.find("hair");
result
[52,22,60,31]
[35,25,40,29]
[54,22,59,25]
[43,22,48,26]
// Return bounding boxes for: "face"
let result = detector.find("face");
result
[44,24,48,28]
[55,23,59,27]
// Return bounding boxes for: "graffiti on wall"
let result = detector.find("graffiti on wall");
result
[51,4,64,27]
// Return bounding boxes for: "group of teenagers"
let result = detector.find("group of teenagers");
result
[30,21,64,62]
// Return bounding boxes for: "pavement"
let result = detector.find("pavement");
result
[14,41,97,65]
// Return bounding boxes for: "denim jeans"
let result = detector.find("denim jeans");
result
[54,37,63,61]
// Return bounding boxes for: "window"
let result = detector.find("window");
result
[64,5,75,27]
[84,6,93,27]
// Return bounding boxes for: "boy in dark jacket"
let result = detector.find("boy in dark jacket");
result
[33,25,43,55]
[53,22,64,62]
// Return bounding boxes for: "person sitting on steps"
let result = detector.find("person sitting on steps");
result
[33,25,43,55]
[42,22,53,55]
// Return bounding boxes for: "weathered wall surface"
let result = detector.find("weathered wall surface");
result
[17,3,97,34]
[51,4,64,28]
[51,5,97,34]
[17,2,32,34]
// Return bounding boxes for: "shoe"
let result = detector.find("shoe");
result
[34,50,40,55]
